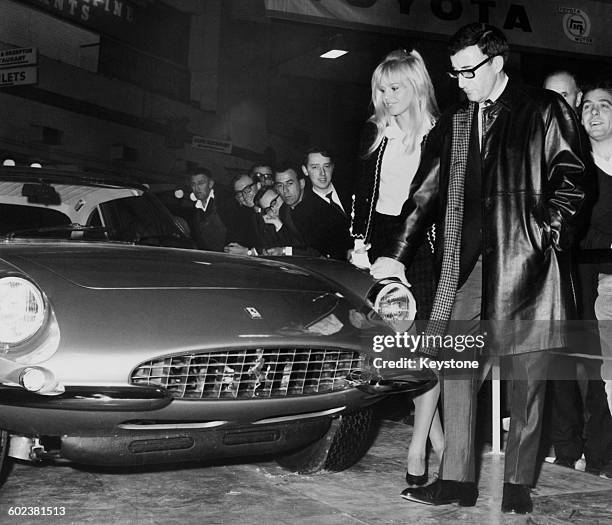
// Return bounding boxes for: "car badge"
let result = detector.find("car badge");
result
[245,306,262,319]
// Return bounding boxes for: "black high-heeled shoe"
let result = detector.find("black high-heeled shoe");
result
[405,463,428,486]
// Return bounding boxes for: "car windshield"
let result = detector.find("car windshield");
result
[0,177,193,248]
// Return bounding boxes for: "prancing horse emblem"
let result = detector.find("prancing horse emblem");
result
[245,306,262,319]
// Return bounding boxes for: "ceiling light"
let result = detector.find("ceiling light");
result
[320,49,348,59]
[320,34,348,59]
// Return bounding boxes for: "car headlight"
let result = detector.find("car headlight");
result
[369,278,416,332]
[0,276,47,346]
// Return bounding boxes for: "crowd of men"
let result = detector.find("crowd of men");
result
[185,148,351,260]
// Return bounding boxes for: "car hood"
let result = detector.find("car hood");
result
[0,244,385,385]
[4,243,335,292]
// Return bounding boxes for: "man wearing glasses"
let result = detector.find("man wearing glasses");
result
[250,164,275,188]
[224,173,262,256]
[372,23,590,513]
[253,186,312,256]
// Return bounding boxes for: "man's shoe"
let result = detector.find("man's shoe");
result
[585,464,601,476]
[501,483,533,514]
[400,478,478,507]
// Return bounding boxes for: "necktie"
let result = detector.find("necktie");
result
[326,191,346,217]
[480,99,493,150]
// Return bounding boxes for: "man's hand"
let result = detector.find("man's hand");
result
[262,215,283,231]
[370,256,409,286]
[224,243,249,255]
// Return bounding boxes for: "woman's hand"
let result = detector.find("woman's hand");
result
[348,239,371,269]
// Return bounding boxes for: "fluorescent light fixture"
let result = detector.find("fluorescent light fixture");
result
[320,34,348,59]
[320,49,348,59]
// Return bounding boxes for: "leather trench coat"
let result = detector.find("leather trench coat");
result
[382,81,592,354]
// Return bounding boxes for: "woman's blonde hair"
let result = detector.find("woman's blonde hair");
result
[367,49,439,156]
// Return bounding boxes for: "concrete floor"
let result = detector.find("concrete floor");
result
[0,412,611,525]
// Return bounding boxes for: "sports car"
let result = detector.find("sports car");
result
[0,167,430,486]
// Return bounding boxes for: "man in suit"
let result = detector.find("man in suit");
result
[253,185,317,256]
[188,168,228,252]
[224,173,261,256]
[301,147,350,213]
[299,148,352,260]
[371,23,589,514]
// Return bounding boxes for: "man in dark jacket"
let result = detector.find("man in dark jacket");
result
[275,162,350,260]
[372,23,590,513]
[299,149,352,260]
[253,186,317,256]
[189,168,229,252]
[224,173,261,256]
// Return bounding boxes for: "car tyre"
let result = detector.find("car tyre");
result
[276,407,377,474]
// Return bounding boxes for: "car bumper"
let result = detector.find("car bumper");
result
[0,385,382,466]
[0,384,381,434]
[58,417,336,466]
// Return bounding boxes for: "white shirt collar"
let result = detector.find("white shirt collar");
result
[312,184,336,200]
[196,188,215,212]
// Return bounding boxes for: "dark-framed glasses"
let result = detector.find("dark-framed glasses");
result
[234,182,257,199]
[254,172,274,180]
[447,55,497,79]
[261,195,280,214]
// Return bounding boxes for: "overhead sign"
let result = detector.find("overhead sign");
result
[0,46,38,87]
[0,66,37,87]
[0,47,37,69]
[17,0,136,29]
[192,136,233,155]
[265,0,610,58]
[0,66,38,87]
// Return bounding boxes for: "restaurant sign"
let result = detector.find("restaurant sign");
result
[0,47,38,88]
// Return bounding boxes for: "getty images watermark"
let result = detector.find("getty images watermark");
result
[371,332,486,371]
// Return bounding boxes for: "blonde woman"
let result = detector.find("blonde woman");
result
[350,48,444,485]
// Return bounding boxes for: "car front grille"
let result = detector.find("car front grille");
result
[130,348,367,399]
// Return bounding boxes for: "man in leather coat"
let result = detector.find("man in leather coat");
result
[372,23,590,514]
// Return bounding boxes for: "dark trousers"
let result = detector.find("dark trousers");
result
[503,352,549,484]
[548,357,585,462]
